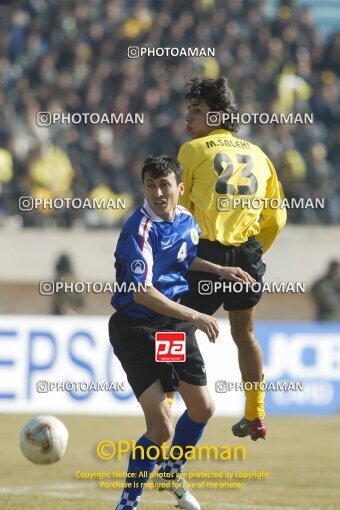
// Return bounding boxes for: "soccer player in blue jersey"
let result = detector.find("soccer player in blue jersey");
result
[109,155,254,510]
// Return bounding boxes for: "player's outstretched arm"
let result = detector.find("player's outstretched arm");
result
[189,257,255,284]
[134,286,219,342]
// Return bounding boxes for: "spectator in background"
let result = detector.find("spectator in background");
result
[311,260,340,321]
[53,253,84,315]
[0,0,339,227]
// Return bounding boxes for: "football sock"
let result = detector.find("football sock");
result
[244,375,265,420]
[159,410,206,476]
[167,395,174,408]
[116,435,158,510]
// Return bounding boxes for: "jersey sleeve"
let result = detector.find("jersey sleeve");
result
[255,158,287,253]
[115,223,154,286]
[178,143,194,213]
[187,217,201,266]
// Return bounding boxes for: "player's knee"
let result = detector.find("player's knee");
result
[155,420,173,444]
[230,323,256,347]
[147,418,173,445]
[188,399,215,423]
[201,399,216,421]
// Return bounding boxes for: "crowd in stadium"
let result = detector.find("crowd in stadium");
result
[0,0,339,227]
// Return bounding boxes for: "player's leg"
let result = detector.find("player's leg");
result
[155,383,214,510]
[115,380,173,510]
[140,380,174,444]
[229,307,266,440]
[179,381,215,422]
[223,237,266,440]
[229,307,262,382]
[109,312,174,509]
[157,391,176,465]
[167,247,219,462]
[160,383,215,472]
[154,324,212,510]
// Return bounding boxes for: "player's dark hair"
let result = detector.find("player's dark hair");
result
[141,155,183,184]
[186,77,240,132]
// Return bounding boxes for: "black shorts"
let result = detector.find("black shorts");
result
[108,312,207,400]
[180,237,266,314]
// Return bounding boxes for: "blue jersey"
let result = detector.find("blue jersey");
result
[111,200,201,319]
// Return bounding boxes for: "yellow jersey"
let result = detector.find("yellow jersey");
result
[178,129,286,253]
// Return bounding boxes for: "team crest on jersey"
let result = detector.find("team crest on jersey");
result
[131,259,146,274]
[190,228,199,245]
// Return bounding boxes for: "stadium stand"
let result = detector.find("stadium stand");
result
[266,0,340,37]
[0,0,339,228]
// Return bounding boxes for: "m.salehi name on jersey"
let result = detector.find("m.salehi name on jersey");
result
[206,139,250,150]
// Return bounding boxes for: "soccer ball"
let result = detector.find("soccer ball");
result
[20,415,69,465]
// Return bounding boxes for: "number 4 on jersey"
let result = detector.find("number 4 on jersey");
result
[177,242,187,262]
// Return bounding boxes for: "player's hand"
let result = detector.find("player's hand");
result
[218,266,255,284]
[192,312,219,343]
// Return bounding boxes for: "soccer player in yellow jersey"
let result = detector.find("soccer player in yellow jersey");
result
[178,77,287,441]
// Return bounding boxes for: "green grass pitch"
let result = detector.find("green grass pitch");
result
[1,414,339,510]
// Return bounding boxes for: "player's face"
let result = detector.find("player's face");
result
[144,171,184,221]
[186,99,217,139]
